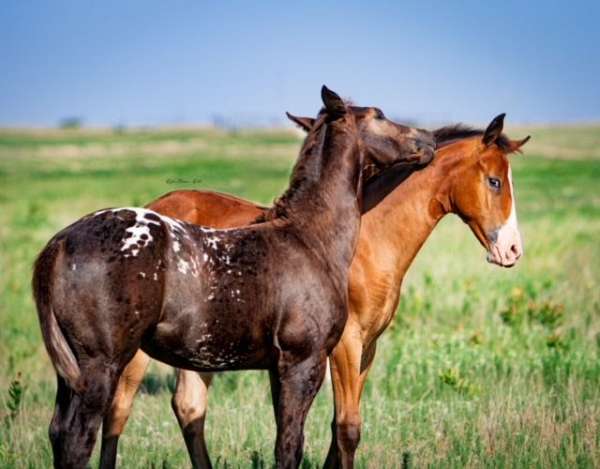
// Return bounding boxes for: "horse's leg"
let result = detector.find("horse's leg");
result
[324,333,377,469]
[273,354,327,469]
[49,375,75,468]
[50,362,119,469]
[268,369,281,423]
[172,370,214,469]
[100,349,151,469]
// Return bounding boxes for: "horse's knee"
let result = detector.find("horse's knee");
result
[172,372,210,429]
[105,399,133,437]
[104,371,144,437]
[337,417,361,453]
[111,399,131,421]
[171,390,206,428]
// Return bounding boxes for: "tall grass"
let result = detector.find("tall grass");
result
[1,126,599,467]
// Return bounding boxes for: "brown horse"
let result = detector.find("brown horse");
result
[33,86,435,469]
[100,113,529,468]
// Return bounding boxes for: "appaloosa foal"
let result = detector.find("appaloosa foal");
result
[33,86,434,469]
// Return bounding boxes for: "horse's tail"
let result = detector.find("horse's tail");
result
[32,240,82,391]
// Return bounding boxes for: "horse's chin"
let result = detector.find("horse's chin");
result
[486,245,519,268]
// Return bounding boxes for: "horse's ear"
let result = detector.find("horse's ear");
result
[321,85,346,116]
[509,135,531,153]
[482,113,506,146]
[286,112,314,132]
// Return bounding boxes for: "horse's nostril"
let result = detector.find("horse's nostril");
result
[510,244,519,254]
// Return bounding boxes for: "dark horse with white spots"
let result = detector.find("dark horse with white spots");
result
[32,86,435,468]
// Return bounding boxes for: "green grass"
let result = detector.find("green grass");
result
[1,126,599,468]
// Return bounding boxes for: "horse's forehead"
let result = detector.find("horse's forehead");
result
[481,149,510,175]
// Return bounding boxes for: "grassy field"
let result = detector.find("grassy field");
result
[0,124,599,468]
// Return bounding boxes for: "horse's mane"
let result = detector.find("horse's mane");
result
[257,113,329,222]
[257,104,357,223]
[434,124,513,152]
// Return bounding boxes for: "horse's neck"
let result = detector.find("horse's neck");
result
[362,154,456,282]
[285,123,363,272]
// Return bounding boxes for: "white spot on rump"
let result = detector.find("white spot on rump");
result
[94,207,195,258]
[95,208,159,258]
[121,223,154,256]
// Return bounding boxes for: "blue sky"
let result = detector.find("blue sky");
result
[1,1,599,126]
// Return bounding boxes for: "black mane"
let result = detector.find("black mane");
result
[434,124,512,151]
[258,114,330,221]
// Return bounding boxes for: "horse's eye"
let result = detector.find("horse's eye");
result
[488,177,501,190]
[374,109,385,120]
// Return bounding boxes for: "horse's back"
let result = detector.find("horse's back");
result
[147,190,267,228]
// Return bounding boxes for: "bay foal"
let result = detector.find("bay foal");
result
[33,86,435,469]
[101,114,529,468]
